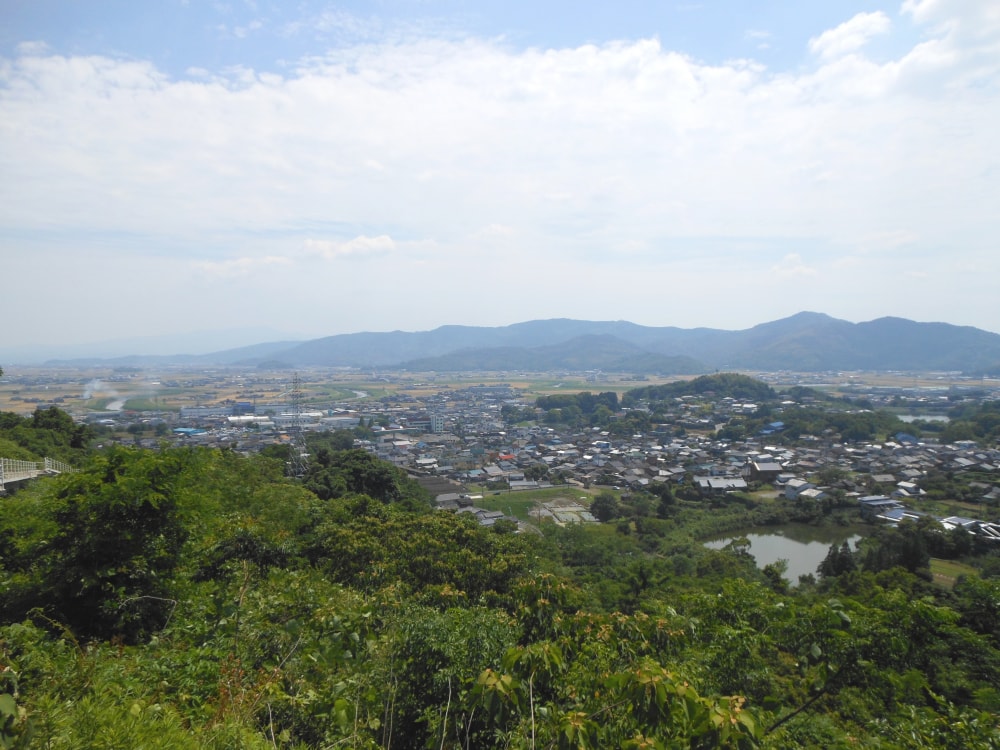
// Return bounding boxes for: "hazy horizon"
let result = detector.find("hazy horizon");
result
[5,311,1000,365]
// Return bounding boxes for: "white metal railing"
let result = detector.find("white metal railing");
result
[44,457,72,474]
[1,458,42,476]
[0,458,39,491]
[1,457,73,491]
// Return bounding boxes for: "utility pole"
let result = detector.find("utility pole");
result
[288,372,308,478]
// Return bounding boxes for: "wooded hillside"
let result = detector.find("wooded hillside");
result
[1,427,999,747]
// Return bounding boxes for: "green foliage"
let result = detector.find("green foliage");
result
[0,407,94,463]
[379,604,518,748]
[818,541,857,579]
[305,428,355,453]
[0,690,28,749]
[859,518,936,575]
[607,408,653,437]
[501,403,537,426]
[1,447,187,641]
[590,491,620,522]
[0,437,37,462]
[473,632,762,748]
[524,462,549,481]
[725,404,908,444]
[872,694,1000,750]
[920,469,985,506]
[535,392,619,429]
[303,448,429,507]
[3,441,1000,748]
[193,525,290,582]
[942,399,1000,445]
[309,503,529,602]
[623,374,777,407]
[953,576,1000,646]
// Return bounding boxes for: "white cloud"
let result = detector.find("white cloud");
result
[15,41,49,55]
[771,253,817,278]
[232,19,264,39]
[195,255,293,276]
[902,0,1000,36]
[808,11,891,60]
[860,230,921,251]
[1,1,999,344]
[742,29,771,51]
[304,235,396,259]
[281,9,384,40]
[897,0,1000,89]
[475,224,517,239]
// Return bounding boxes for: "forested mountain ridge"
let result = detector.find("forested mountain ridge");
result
[230,312,1000,372]
[398,334,706,374]
[43,312,1000,373]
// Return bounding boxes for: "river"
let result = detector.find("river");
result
[704,524,865,583]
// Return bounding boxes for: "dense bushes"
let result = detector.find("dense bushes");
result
[0,407,95,464]
[2,439,999,747]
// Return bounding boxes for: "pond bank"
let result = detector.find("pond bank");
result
[704,523,868,582]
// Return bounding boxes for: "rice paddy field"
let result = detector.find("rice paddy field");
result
[0,363,985,419]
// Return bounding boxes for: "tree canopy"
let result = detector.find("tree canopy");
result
[623,373,778,406]
[0,406,95,463]
[1,419,999,748]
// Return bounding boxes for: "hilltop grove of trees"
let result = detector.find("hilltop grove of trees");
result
[622,373,778,407]
[534,391,620,428]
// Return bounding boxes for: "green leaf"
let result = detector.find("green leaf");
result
[0,694,16,718]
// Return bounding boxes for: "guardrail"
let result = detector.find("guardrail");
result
[0,457,73,492]
[44,457,73,474]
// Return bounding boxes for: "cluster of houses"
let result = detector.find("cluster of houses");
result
[80,374,1000,532]
[400,427,998,498]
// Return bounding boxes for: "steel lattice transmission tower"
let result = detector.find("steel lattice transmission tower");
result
[287,372,309,478]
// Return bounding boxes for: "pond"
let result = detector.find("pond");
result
[704,524,865,583]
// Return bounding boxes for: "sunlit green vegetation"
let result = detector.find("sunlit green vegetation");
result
[476,491,567,522]
[0,407,95,464]
[1,408,999,748]
[930,558,980,589]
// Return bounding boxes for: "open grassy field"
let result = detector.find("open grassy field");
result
[476,486,598,522]
[929,557,979,589]
[747,488,782,503]
[929,499,994,518]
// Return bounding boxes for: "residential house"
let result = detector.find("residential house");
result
[784,478,815,500]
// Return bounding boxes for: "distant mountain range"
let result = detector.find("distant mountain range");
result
[39,312,1000,374]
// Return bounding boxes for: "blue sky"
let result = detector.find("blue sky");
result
[2,2,916,73]
[2,1,999,357]
[0,0,919,77]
